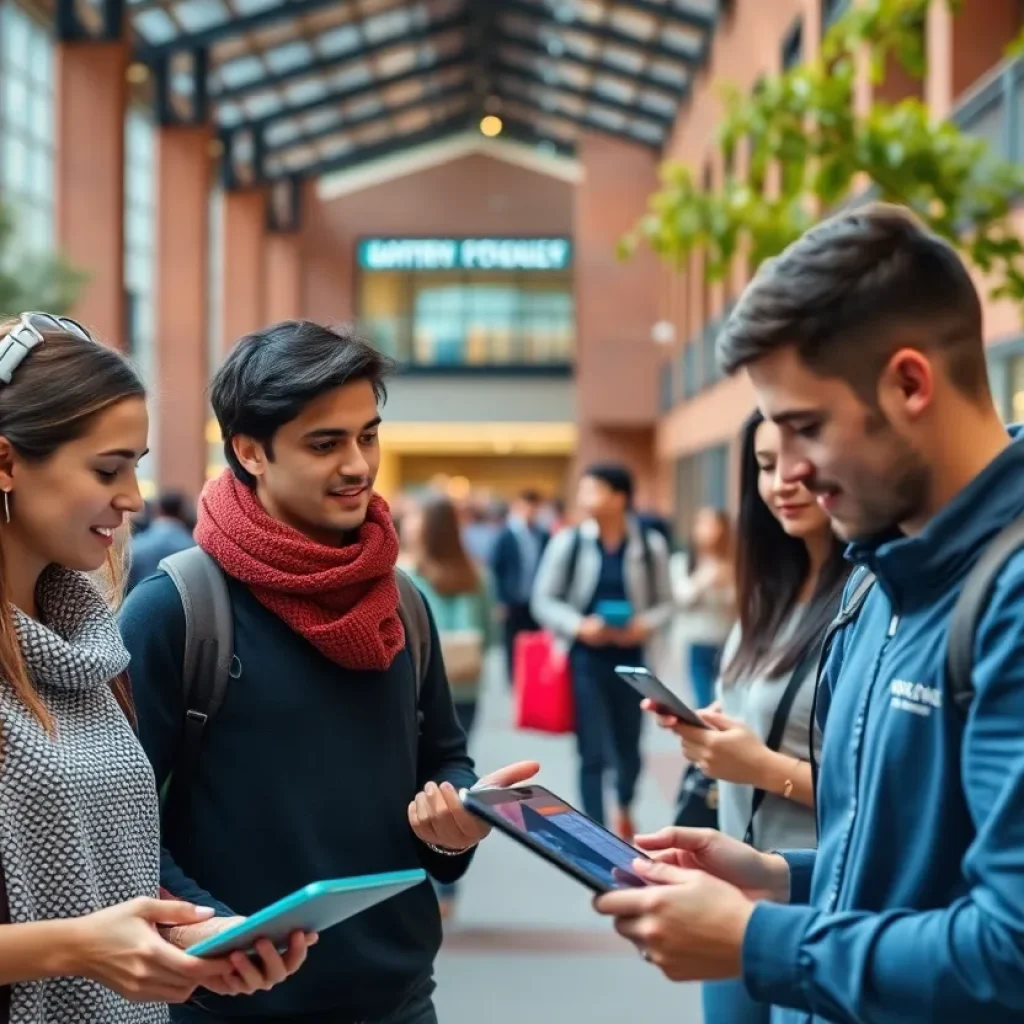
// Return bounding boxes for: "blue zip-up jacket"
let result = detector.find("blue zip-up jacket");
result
[741,428,1024,1023]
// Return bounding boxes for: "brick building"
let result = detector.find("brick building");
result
[7,0,1021,521]
[656,0,1024,538]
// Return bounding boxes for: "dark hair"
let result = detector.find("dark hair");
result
[0,321,145,732]
[717,203,988,403]
[157,490,189,521]
[210,320,396,487]
[583,463,634,506]
[720,411,851,686]
[518,489,543,505]
[414,493,480,597]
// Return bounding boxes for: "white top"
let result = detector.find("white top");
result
[715,615,821,853]
[672,553,735,646]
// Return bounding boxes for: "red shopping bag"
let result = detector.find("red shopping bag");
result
[513,631,574,734]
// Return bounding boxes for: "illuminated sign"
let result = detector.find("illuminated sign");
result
[357,237,573,272]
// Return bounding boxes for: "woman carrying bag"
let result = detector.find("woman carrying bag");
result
[0,314,309,1024]
[400,493,496,919]
[649,411,850,1024]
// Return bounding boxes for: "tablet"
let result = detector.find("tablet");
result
[614,665,709,729]
[463,784,650,894]
[186,869,427,958]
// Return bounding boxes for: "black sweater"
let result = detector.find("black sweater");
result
[119,572,478,1021]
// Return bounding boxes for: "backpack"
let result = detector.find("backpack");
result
[157,546,432,802]
[808,514,1024,791]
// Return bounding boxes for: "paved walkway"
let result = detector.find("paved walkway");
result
[434,657,705,1024]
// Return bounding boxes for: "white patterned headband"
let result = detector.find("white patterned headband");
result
[0,311,92,384]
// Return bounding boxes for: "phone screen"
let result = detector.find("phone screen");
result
[468,786,648,891]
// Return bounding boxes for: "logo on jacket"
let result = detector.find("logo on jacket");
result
[890,679,942,717]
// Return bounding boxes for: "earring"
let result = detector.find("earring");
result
[3,489,10,525]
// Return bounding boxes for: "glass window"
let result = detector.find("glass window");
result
[0,3,54,253]
[358,265,574,366]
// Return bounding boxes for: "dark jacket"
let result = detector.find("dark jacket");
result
[491,522,549,606]
[743,430,1024,1023]
[119,572,478,1022]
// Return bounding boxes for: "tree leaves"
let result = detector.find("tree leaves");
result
[0,203,87,319]
[622,0,1024,312]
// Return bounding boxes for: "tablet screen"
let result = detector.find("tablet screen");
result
[472,786,648,891]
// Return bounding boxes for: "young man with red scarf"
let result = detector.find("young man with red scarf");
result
[119,321,537,1024]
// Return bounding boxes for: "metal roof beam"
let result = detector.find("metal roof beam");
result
[213,10,471,102]
[229,52,469,133]
[611,0,715,32]
[492,59,674,125]
[265,83,468,156]
[497,29,683,99]
[267,113,473,181]
[503,95,663,150]
[499,116,577,156]
[499,0,699,67]
[136,0,358,58]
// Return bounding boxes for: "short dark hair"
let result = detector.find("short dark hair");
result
[518,489,543,505]
[157,490,188,521]
[210,320,396,486]
[583,463,634,505]
[717,203,988,402]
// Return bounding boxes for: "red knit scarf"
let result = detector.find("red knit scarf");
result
[194,471,405,671]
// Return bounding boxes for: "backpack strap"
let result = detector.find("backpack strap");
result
[639,526,656,598]
[158,547,235,797]
[946,515,1024,712]
[743,641,820,847]
[395,568,431,702]
[808,566,876,803]
[561,528,583,602]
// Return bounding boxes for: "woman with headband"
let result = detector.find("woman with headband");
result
[0,314,309,1023]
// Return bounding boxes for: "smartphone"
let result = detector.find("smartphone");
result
[614,665,709,729]
[462,784,650,894]
[186,869,426,958]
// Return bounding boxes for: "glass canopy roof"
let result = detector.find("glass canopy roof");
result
[127,0,724,180]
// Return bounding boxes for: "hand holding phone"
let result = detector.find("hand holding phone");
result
[615,666,710,729]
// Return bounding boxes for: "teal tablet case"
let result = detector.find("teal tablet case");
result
[186,868,427,958]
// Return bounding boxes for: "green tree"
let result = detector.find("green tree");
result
[621,0,1024,305]
[0,202,87,317]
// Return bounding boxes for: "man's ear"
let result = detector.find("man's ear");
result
[232,435,267,480]
[879,347,934,422]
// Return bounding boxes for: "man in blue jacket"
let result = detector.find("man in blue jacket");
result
[594,203,1024,1021]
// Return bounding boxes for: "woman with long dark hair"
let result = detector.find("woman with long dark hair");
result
[649,410,850,1023]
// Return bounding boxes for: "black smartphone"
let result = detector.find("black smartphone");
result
[462,784,650,894]
[614,665,709,728]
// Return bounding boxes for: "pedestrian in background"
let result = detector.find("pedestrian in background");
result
[675,506,735,707]
[531,463,673,841]
[401,492,497,919]
[491,489,548,685]
[127,490,195,592]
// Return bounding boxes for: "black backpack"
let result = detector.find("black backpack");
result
[809,514,1024,790]
[156,547,432,804]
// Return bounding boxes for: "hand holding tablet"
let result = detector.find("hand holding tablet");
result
[185,869,427,959]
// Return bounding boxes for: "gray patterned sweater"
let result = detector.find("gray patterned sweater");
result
[0,567,166,1024]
